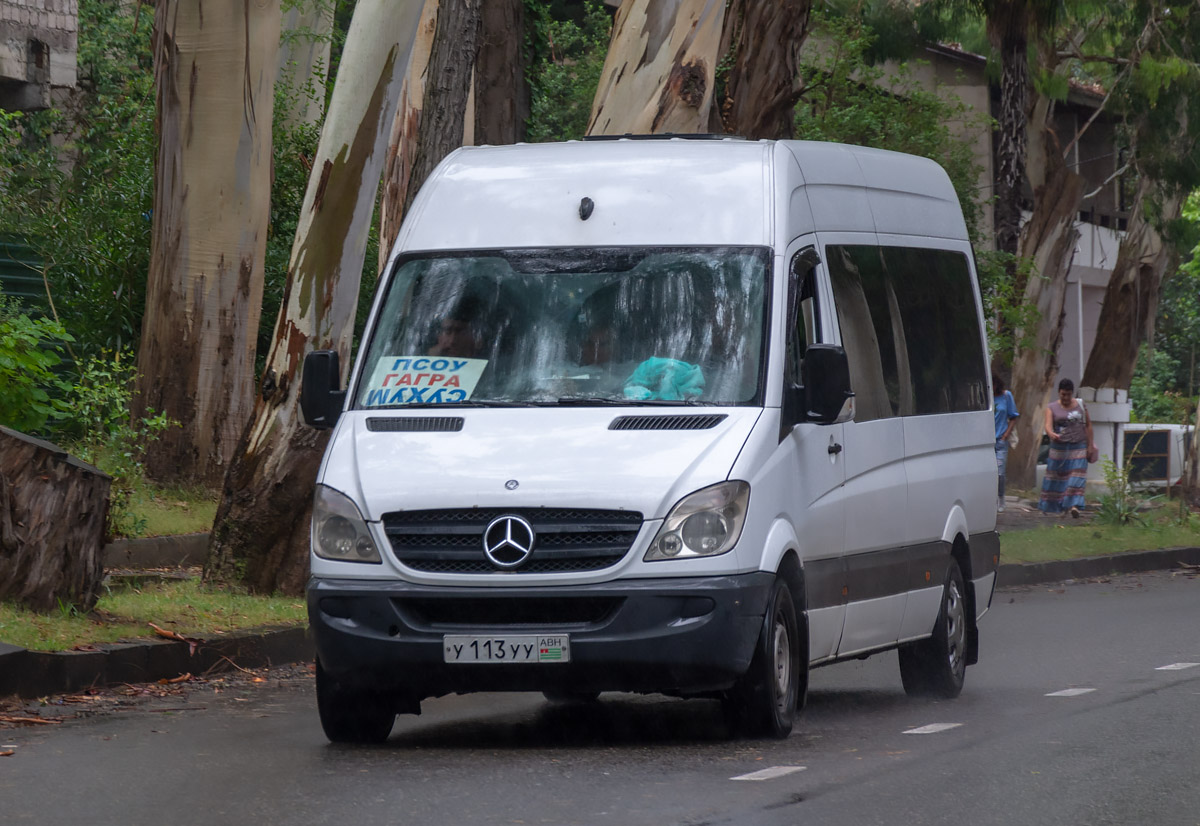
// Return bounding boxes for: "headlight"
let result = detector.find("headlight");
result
[312,485,381,563]
[644,481,750,561]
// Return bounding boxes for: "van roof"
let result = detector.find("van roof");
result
[396,139,967,253]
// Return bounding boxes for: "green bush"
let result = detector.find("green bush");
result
[1130,346,1194,424]
[1095,454,1160,527]
[0,296,73,433]
[54,351,174,537]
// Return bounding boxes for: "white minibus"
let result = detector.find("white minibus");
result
[301,137,1000,743]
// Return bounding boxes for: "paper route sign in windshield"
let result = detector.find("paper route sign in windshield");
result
[362,356,487,405]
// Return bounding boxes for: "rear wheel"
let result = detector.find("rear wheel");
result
[899,559,968,698]
[723,578,801,738]
[315,659,397,744]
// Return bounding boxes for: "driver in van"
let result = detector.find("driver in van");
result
[428,296,486,358]
[580,324,615,367]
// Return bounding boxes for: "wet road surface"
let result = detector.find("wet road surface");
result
[3,571,1199,825]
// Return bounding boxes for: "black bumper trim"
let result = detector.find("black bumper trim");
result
[307,573,776,699]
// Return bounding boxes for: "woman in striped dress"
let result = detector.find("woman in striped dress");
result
[1039,378,1094,517]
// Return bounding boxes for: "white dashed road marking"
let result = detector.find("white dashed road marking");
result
[1046,688,1097,697]
[731,766,807,782]
[902,723,962,735]
[1155,663,1200,671]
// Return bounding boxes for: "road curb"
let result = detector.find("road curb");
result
[996,545,1200,588]
[103,533,209,568]
[3,545,1196,700]
[0,626,312,700]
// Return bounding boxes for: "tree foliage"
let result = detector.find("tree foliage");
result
[0,0,155,354]
[0,296,72,433]
[1152,192,1200,397]
[794,12,989,243]
[525,0,611,142]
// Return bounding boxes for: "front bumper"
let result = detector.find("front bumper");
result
[307,573,776,700]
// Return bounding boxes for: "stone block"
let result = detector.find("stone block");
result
[1078,386,1096,402]
[1085,401,1131,422]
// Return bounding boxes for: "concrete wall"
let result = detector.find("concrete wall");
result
[0,0,77,110]
[905,46,996,247]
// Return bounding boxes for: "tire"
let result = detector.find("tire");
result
[723,578,801,739]
[315,659,397,744]
[542,690,601,703]
[898,559,968,699]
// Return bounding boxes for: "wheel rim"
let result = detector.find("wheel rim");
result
[945,578,966,674]
[772,617,791,705]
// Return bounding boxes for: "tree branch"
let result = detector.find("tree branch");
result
[1083,161,1131,200]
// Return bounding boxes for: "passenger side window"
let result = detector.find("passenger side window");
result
[826,244,988,420]
[882,247,988,414]
[827,245,906,422]
[786,247,820,386]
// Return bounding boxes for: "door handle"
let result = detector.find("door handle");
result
[828,442,843,455]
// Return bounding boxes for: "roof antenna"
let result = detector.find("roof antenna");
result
[579,197,594,221]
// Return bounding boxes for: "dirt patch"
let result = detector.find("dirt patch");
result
[998,497,1097,532]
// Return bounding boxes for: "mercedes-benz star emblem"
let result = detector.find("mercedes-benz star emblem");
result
[505,479,519,490]
[482,515,536,569]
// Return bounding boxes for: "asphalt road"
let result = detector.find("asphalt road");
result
[3,571,1199,826]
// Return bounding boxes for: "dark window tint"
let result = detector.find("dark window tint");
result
[883,247,987,413]
[827,244,987,419]
[827,245,904,421]
[786,248,821,385]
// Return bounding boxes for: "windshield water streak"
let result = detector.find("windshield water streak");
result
[354,247,770,410]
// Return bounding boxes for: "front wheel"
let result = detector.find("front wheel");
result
[316,659,398,744]
[723,578,801,738]
[898,559,968,698]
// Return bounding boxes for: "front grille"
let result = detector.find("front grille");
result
[381,507,643,574]
[397,596,623,627]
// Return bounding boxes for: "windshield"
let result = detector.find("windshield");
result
[354,247,770,408]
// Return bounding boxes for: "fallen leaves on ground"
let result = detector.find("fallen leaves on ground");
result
[1173,561,1200,578]
[0,663,313,728]
[0,715,61,726]
[148,622,201,655]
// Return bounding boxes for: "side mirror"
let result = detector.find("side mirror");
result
[301,350,347,429]
[801,344,854,424]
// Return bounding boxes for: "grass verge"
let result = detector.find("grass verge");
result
[125,484,218,537]
[1000,513,1200,564]
[0,579,306,652]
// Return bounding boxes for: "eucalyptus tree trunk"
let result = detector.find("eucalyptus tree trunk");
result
[400,0,484,218]
[1082,181,1186,393]
[379,0,440,269]
[133,0,282,488]
[474,0,529,146]
[988,1,1032,259]
[713,0,811,138]
[588,0,726,136]
[205,0,425,594]
[277,0,334,128]
[1005,122,1086,490]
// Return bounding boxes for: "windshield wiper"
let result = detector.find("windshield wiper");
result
[555,397,709,406]
[365,400,524,409]
[555,397,631,406]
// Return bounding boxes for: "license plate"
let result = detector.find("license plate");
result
[443,635,571,664]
